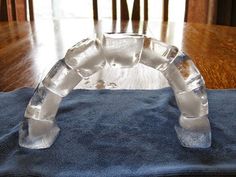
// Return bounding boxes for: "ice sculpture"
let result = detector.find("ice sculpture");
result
[19,34,211,149]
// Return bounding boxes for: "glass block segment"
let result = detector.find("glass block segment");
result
[163,52,202,92]
[65,38,106,77]
[103,33,144,68]
[175,85,208,117]
[24,83,62,121]
[140,37,178,70]
[43,59,82,97]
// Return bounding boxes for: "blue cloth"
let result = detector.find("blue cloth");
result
[0,88,235,177]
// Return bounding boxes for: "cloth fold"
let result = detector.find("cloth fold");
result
[0,88,235,177]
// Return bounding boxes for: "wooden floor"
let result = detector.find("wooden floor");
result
[0,19,236,91]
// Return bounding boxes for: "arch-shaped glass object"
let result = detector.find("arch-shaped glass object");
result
[19,33,211,149]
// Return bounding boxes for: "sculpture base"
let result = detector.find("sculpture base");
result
[19,118,60,149]
[175,115,211,148]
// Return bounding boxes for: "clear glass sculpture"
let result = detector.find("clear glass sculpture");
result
[19,33,211,149]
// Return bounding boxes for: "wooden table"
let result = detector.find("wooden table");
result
[0,19,236,91]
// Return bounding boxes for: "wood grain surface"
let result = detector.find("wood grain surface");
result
[0,20,235,91]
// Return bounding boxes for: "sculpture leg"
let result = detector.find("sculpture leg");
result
[19,38,106,149]
[175,114,211,148]
[162,52,211,148]
[19,84,62,149]
[19,59,82,149]
[174,87,211,148]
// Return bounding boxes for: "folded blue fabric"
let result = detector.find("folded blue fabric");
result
[0,88,235,177]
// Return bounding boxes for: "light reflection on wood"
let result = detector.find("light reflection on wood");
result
[0,19,235,91]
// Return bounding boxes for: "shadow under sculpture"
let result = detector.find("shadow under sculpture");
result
[19,33,211,149]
